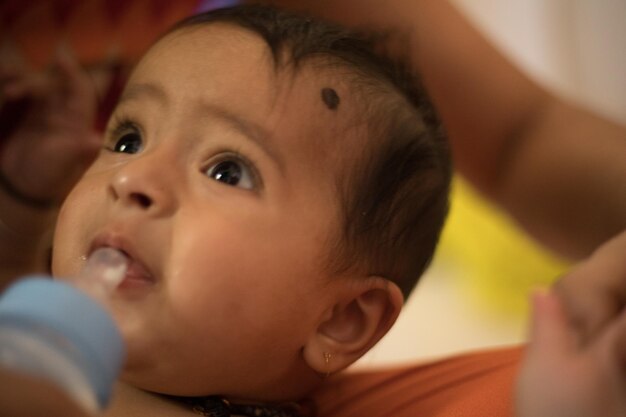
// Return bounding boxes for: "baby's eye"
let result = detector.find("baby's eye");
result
[205,157,256,190]
[112,131,142,154]
[106,120,143,154]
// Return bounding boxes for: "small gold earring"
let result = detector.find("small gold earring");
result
[323,352,332,378]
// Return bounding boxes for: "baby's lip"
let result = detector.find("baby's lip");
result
[88,233,156,289]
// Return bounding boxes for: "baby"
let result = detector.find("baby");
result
[50,4,450,415]
[2,4,624,417]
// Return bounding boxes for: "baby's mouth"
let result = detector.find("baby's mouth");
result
[88,235,156,291]
[117,255,155,290]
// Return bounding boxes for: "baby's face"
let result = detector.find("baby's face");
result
[53,24,355,400]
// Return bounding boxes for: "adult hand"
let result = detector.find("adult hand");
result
[517,233,626,417]
[0,46,101,210]
[554,231,626,345]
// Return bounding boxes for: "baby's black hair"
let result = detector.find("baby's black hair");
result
[171,4,451,298]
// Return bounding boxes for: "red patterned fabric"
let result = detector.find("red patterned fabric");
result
[0,0,198,67]
[0,0,202,129]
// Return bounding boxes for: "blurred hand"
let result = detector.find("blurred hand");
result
[554,231,626,345]
[517,234,626,417]
[0,46,101,207]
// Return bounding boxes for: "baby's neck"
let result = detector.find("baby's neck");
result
[103,382,309,417]
[103,382,195,417]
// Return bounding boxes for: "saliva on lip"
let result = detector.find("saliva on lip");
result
[0,247,129,413]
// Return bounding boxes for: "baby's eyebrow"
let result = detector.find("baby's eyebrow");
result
[200,102,285,175]
[119,82,167,105]
[118,82,284,175]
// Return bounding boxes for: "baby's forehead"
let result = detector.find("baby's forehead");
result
[136,23,372,163]
[146,25,356,99]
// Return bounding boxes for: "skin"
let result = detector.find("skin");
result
[517,231,626,417]
[0,369,90,417]
[51,23,402,410]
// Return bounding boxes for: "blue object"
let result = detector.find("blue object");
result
[0,277,125,410]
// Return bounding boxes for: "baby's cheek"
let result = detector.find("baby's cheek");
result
[51,189,90,277]
[50,227,77,278]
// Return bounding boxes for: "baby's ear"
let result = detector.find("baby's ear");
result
[303,276,403,375]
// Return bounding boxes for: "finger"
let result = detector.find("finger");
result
[1,73,51,101]
[554,274,620,346]
[52,45,97,118]
[528,290,577,359]
[607,308,626,376]
[554,233,626,345]
[53,44,83,80]
[53,45,93,96]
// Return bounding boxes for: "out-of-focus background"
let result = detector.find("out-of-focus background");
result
[1,0,625,366]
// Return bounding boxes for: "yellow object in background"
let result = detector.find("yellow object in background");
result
[435,177,570,320]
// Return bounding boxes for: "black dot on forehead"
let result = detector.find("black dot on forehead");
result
[321,87,340,110]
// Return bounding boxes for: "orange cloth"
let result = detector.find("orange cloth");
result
[312,346,523,417]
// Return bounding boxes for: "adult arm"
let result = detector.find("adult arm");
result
[257,0,626,260]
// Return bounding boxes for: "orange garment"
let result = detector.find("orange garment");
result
[312,346,523,417]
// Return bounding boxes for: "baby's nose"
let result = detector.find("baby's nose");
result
[125,188,153,209]
[109,156,177,215]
